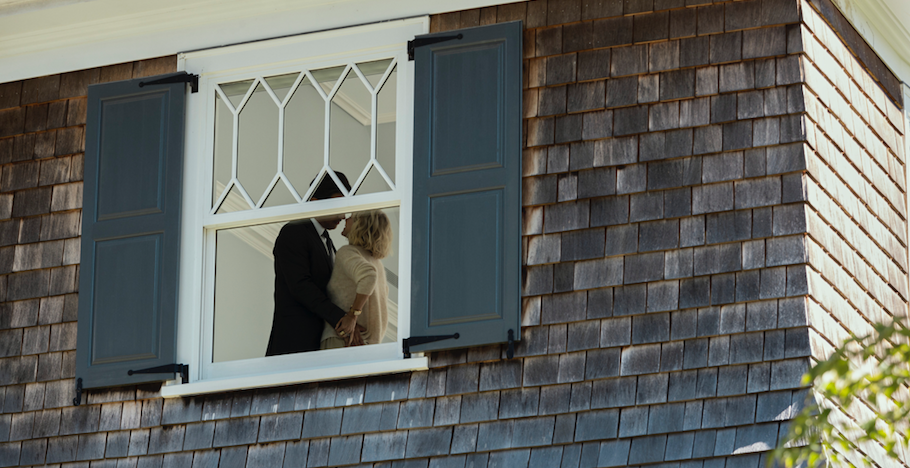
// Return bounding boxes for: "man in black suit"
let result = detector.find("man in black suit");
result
[266,173,359,355]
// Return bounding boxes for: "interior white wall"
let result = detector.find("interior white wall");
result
[213,228,274,362]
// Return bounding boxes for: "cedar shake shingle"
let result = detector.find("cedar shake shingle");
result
[592,16,633,48]
[697,4,724,35]
[547,0,581,25]
[669,7,696,38]
[725,0,762,31]
[132,57,177,79]
[624,0,653,15]
[710,32,743,64]
[182,422,215,451]
[0,108,25,139]
[53,127,83,156]
[20,76,60,106]
[24,104,48,133]
[582,0,622,20]
[59,70,100,100]
[65,98,87,127]
[633,11,668,43]
[0,83,22,111]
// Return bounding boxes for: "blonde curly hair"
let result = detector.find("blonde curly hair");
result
[346,210,393,259]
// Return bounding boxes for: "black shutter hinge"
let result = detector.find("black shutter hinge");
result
[139,73,199,93]
[73,377,83,406]
[128,363,189,384]
[403,333,459,358]
[408,34,463,60]
[507,329,516,359]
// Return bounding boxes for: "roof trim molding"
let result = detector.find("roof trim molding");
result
[829,0,910,82]
[0,0,510,83]
[0,0,95,17]
[807,0,903,107]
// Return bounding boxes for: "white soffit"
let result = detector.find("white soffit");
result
[4,0,910,86]
[0,0,517,83]
[831,0,910,83]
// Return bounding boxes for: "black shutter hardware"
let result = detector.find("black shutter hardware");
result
[73,378,83,406]
[402,334,459,358]
[139,73,199,93]
[128,363,189,384]
[407,34,463,60]
[402,330,516,359]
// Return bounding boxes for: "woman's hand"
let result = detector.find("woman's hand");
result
[335,314,357,342]
[346,325,367,346]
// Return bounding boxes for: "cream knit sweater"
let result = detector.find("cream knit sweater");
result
[324,245,389,345]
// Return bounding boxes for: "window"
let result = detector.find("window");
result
[76,18,523,395]
[177,19,422,386]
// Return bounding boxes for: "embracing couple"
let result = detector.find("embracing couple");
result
[265,173,392,356]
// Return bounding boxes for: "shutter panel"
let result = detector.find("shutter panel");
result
[76,73,187,389]
[410,22,522,353]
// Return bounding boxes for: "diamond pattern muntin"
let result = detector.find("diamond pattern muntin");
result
[211,59,398,213]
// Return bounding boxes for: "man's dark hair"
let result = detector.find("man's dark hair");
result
[312,172,351,199]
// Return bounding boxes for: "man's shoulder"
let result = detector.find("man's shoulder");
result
[280,219,315,235]
[275,219,317,250]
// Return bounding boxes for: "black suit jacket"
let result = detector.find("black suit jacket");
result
[266,219,347,355]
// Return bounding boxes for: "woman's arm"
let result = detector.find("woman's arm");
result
[351,293,369,311]
[335,247,378,345]
[338,247,378,297]
[344,293,370,346]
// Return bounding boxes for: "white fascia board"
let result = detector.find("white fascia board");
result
[0,0,520,84]
[830,0,910,84]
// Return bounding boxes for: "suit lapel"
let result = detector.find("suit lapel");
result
[305,219,332,272]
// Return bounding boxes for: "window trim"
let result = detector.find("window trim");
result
[160,354,427,398]
[172,17,429,394]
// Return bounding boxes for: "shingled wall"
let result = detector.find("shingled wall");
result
[507,0,815,465]
[0,0,906,467]
[797,1,908,465]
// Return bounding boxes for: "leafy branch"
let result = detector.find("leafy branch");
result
[773,320,910,468]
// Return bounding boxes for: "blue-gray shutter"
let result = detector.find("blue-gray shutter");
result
[76,73,187,389]
[410,22,522,354]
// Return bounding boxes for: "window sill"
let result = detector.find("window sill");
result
[160,356,428,398]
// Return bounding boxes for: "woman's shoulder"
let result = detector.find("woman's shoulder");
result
[337,244,370,258]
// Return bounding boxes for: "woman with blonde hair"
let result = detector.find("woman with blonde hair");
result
[321,210,393,348]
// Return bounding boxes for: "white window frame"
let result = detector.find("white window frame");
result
[165,18,429,397]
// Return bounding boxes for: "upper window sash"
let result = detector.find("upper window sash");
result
[206,58,402,220]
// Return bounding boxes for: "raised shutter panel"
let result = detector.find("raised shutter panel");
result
[76,73,187,389]
[410,22,522,353]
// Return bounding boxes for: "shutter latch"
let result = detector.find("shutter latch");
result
[128,363,189,384]
[73,377,83,406]
[139,73,199,93]
[408,34,463,60]
[507,329,515,359]
[403,334,460,358]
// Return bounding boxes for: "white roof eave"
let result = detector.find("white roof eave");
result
[0,0,519,84]
[1,0,910,86]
